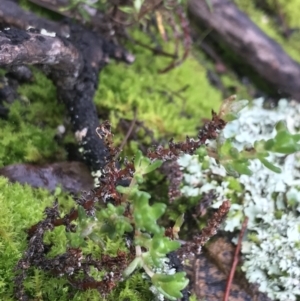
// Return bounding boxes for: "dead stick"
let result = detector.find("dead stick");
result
[188,0,300,100]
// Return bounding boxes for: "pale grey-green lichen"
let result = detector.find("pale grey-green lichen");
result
[178,98,300,301]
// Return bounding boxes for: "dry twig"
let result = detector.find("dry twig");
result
[223,216,249,301]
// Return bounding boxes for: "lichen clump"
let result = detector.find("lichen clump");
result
[178,98,300,301]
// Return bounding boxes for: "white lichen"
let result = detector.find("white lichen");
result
[75,127,88,142]
[178,98,300,301]
[40,28,56,37]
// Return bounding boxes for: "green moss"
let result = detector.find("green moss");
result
[0,177,153,300]
[220,73,250,99]
[266,0,300,28]
[108,273,154,301]
[0,69,68,167]
[95,31,222,143]
[0,176,72,299]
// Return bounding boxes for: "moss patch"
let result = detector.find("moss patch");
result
[0,177,71,299]
[0,70,68,167]
[0,177,153,301]
[95,31,222,143]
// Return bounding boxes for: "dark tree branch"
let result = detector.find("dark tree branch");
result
[0,1,134,173]
[0,28,83,88]
[188,0,300,100]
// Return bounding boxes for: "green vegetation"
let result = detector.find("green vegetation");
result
[3,1,300,300]
[3,97,299,300]
[0,70,67,167]
[0,177,154,300]
[95,38,222,141]
[0,34,223,165]
[179,98,300,300]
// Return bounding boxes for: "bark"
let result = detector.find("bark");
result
[188,0,300,100]
[0,0,68,36]
[0,1,134,173]
[0,28,83,88]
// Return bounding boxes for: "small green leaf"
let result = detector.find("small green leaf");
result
[118,5,134,14]
[196,146,207,160]
[152,272,189,300]
[116,184,138,195]
[267,135,300,154]
[219,139,232,156]
[227,177,243,192]
[133,191,166,234]
[174,214,184,231]
[144,159,163,174]
[224,161,252,176]
[134,173,144,184]
[263,121,300,154]
[134,0,143,12]
[229,147,239,159]
[258,157,281,173]
[134,150,143,169]
[202,158,210,170]
[78,205,87,221]
[134,150,160,176]
[264,139,275,150]
[231,161,252,175]
[150,235,180,266]
[115,219,133,234]
[275,120,287,132]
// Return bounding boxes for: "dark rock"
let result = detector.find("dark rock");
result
[0,161,94,194]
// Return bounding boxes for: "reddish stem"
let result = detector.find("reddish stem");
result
[223,216,249,301]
